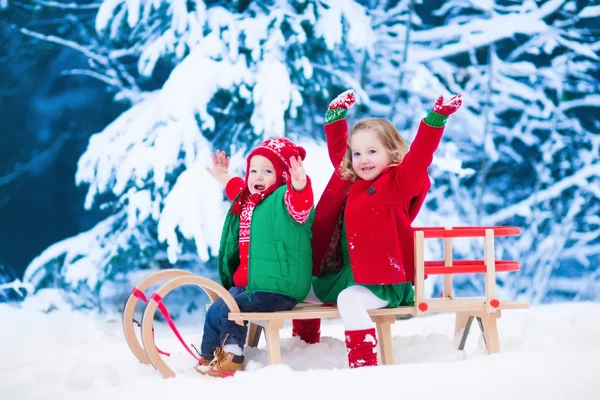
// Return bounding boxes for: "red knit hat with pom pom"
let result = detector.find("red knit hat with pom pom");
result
[231,138,307,215]
[245,138,307,186]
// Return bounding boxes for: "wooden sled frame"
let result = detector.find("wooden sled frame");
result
[125,226,528,377]
[230,226,528,365]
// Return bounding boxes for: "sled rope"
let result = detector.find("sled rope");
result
[150,292,202,362]
[130,288,171,357]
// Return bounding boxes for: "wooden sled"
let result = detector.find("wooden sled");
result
[125,226,528,378]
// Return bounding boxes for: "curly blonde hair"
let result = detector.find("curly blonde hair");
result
[340,118,409,181]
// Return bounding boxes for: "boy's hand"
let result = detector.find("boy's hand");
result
[206,150,231,186]
[289,156,307,192]
[325,89,356,124]
[432,94,462,116]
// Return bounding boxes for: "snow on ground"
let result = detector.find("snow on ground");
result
[1,302,599,400]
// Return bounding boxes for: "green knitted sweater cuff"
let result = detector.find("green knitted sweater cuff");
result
[424,110,448,127]
[325,108,348,124]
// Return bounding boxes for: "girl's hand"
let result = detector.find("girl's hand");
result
[328,89,356,111]
[432,94,463,116]
[325,89,357,124]
[289,156,307,191]
[206,150,231,186]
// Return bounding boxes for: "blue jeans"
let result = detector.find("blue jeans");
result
[200,286,298,358]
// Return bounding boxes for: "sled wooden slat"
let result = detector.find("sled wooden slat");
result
[424,260,519,274]
[228,299,528,322]
[413,226,520,238]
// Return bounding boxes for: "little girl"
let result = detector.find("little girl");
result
[294,90,462,368]
[199,138,314,377]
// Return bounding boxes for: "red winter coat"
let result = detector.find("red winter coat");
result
[311,118,444,284]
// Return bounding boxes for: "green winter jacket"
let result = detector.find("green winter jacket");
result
[218,185,315,302]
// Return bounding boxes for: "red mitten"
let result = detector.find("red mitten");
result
[432,94,463,116]
[328,89,356,110]
[325,90,357,124]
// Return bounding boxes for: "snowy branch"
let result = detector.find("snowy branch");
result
[20,24,141,102]
[20,27,108,64]
[405,0,566,65]
[0,134,70,187]
[60,68,119,86]
[484,164,600,225]
[312,64,371,106]
[559,95,600,111]
[33,0,100,10]
[0,280,33,297]
[562,244,600,262]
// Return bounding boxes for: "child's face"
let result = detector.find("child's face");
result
[248,155,277,194]
[350,129,392,181]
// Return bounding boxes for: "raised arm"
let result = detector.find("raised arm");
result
[206,150,244,200]
[324,90,356,167]
[284,156,314,223]
[396,95,462,200]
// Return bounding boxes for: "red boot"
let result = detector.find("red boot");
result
[345,328,378,368]
[292,319,321,344]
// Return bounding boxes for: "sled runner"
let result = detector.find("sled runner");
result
[124,226,528,378]
[123,269,195,365]
[122,270,242,378]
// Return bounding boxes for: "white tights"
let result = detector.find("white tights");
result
[304,284,389,331]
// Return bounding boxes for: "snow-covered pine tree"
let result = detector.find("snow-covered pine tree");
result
[22,0,374,311]
[324,0,599,303]
[18,0,600,311]
[490,1,600,303]
[404,0,600,302]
